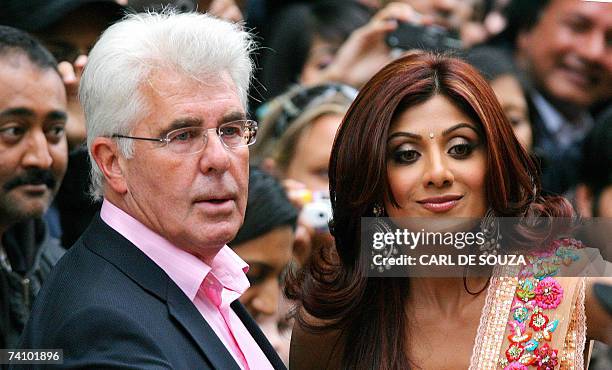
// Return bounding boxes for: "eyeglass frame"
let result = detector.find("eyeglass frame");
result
[111,119,258,154]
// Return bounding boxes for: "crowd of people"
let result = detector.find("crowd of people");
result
[0,0,610,369]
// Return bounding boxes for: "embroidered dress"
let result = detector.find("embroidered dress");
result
[469,238,604,370]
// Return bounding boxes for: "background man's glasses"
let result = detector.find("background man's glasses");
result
[112,120,258,155]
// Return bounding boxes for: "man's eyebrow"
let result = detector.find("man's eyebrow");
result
[159,118,203,136]
[0,107,35,119]
[46,111,68,122]
[220,111,247,123]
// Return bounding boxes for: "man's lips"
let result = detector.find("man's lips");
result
[17,184,50,195]
[417,195,463,213]
[194,194,237,212]
[558,62,599,88]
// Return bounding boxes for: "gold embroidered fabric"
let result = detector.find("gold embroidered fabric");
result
[469,243,592,370]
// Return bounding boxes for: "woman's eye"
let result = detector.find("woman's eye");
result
[448,143,474,158]
[245,265,268,285]
[312,168,329,179]
[508,116,526,127]
[392,149,420,164]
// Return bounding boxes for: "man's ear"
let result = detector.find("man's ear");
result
[91,137,128,195]
[575,184,593,217]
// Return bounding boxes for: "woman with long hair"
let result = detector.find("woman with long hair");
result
[287,52,611,369]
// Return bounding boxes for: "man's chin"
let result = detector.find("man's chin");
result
[0,202,49,225]
[547,77,598,109]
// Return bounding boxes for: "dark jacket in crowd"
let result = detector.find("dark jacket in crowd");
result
[15,214,286,369]
[527,93,586,196]
[0,218,64,349]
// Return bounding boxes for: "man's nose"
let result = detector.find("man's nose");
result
[422,150,454,188]
[22,131,53,169]
[200,131,231,173]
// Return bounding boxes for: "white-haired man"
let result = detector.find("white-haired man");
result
[17,12,285,370]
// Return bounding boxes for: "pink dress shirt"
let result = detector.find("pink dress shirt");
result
[100,199,273,370]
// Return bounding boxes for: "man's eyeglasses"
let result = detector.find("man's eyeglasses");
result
[112,120,258,155]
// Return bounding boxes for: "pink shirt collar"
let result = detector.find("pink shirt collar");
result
[100,199,250,302]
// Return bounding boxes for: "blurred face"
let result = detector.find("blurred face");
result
[234,227,294,319]
[38,5,118,62]
[118,70,249,258]
[0,56,68,229]
[300,37,337,85]
[285,113,342,193]
[256,295,293,366]
[399,0,472,31]
[598,186,612,218]
[490,75,532,151]
[518,0,612,108]
[385,95,487,218]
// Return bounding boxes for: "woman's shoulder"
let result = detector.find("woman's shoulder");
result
[290,315,344,370]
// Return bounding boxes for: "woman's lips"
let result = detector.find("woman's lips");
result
[417,195,463,213]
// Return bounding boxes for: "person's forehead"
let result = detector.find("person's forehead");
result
[144,68,241,104]
[137,68,244,129]
[546,0,612,23]
[0,56,66,111]
[392,96,476,127]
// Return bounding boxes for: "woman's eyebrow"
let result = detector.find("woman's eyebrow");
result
[387,131,421,142]
[442,122,480,136]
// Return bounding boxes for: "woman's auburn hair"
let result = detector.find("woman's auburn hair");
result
[285,52,573,370]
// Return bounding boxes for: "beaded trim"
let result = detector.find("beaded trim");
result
[498,238,584,370]
[469,238,587,370]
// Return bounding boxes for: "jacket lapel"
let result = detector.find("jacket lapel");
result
[231,301,287,370]
[84,214,241,370]
[167,283,241,370]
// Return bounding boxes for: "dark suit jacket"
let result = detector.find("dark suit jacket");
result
[14,214,286,370]
[527,92,583,196]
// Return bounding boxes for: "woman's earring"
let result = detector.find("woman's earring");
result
[370,202,396,272]
[479,208,501,255]
[373,203,385,217]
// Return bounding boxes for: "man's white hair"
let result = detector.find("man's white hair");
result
[80,10,254,200]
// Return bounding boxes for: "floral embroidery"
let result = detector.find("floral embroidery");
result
[529,312,549,331]
[524,339,539,351]
[518,353,537,366]
[506,343,525,362]
[534,277,563,310]
[498,238,582,369]
[534,344,558,370]
[555,246,580,266]
[516,279,536,302]
[508,321,531,343]
[513,306,529,322]
[533,262,559,280]
[504,361,529,370]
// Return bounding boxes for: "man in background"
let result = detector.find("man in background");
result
[513,0,611,194]
[0,26,67,348]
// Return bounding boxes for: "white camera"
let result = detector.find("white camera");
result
[301,192,332,231]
